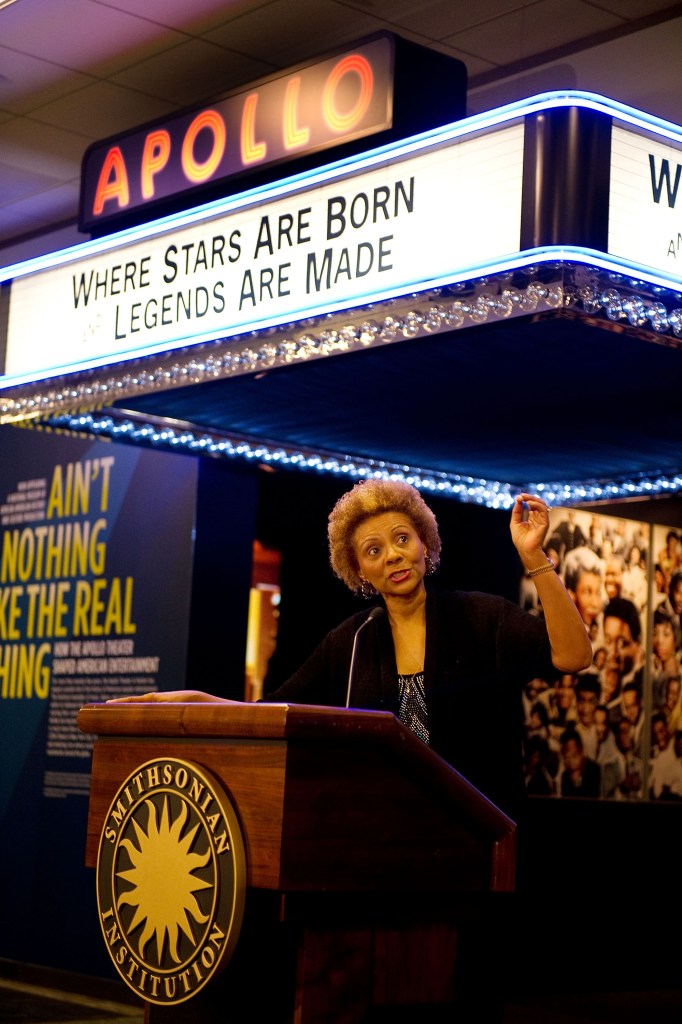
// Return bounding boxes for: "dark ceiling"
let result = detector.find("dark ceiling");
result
[113,305,682,496]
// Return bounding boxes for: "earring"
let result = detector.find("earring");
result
[359,577,376,599]
[425,554,436,576]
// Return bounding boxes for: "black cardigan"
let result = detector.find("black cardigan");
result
[266,587,555,818]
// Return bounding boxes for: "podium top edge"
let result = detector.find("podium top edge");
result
[76,701,516,835]
[76,701,399,739]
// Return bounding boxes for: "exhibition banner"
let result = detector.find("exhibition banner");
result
[0,426,197,971]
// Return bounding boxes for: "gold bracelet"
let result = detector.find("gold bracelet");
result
[528,558,555,578]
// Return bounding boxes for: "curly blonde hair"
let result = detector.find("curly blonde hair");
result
[328,479,442,594]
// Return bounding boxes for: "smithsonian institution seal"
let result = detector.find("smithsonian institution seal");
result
[96,757,246,1005]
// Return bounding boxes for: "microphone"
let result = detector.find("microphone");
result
[345,606,385,708]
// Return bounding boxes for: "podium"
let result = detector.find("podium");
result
[78,702,516,1022]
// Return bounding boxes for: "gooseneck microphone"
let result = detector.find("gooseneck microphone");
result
[345,606,385,708]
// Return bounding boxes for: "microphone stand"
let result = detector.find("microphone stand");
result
[345,606,384,708]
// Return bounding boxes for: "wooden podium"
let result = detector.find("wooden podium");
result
[78,702,516,1022]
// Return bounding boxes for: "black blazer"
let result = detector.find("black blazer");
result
[266,586,555,818]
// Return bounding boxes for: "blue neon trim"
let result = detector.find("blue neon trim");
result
[1,246,681,390]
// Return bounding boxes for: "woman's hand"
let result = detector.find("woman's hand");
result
[511,494,592,672]
[106,690,231,704]
[510,492,551,564]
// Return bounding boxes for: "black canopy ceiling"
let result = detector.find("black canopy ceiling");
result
[115,309,682,490]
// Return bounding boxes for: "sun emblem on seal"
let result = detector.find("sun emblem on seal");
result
[96,758,246,1005]
[117,795,212,962]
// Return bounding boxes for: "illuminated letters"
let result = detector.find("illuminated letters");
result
[241,94,267,164]
[81,37,392,229]
[142,131,171,199]
[323,54,373,132]
[93,147,130,215]
[182,110,226,183]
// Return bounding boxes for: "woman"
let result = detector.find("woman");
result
[651,604,682,709]
[110,480,591,818]
[563,544,606,646]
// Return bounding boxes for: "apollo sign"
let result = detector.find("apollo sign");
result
[79,35,395,235]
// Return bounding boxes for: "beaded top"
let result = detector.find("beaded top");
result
[398,671,429,745]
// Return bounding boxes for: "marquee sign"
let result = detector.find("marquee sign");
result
[3,118,526,382]
[3,92,682,389]
[608,123,682,269]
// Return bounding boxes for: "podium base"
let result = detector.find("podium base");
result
[144,890,510,1024]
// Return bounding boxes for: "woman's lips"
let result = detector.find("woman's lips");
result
[390,569,411,582]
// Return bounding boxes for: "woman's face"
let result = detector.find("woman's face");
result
[353,511,426,599]
[594,709,609,742]
[652,718,669,750]
[604,557,623,600]
[573,570,603,626]
[562,738,583,772]
[576,687,598,726]
[556,676,576,708]
[654,620,676,660]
